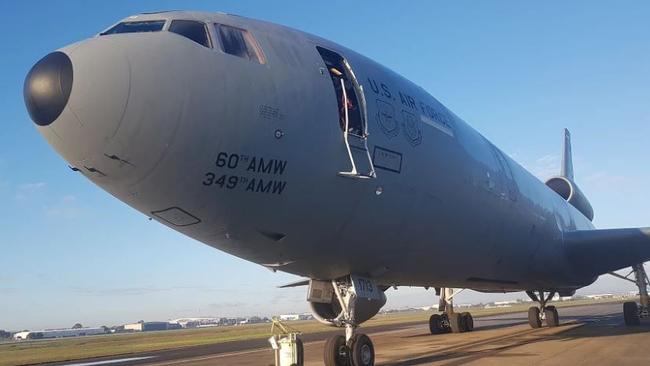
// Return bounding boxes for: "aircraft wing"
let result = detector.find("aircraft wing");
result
[565,227,650,275]
[277,279,310,288]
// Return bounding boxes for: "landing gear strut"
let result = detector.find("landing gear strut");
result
[429,287,474,334]
[526,290,559,328]
[322,278,376,366]
[611,263,650,326]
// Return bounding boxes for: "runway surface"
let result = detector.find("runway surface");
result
[52,302,650,366]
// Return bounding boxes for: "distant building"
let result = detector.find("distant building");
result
[279,314,313,321]
[170,317,222,328]
[13,327,106,340]
[169,316,272,328]
[235,316,270,325]
[123,321,173,332]
[484,301,515,309]
[279,314,300,321]
[551,294,574,301]
[493,300,518,306]
[220,317,238,326]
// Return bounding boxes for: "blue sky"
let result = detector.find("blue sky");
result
[1,1,649,330]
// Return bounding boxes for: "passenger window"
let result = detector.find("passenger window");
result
[169,20,211,48]
[101,20,165,35]
[215,24,266,64]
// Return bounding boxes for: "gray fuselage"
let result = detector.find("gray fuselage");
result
[29,11,596,293]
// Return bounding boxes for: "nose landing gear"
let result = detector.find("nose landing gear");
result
[324,335,349,365]
[324,333,375,366]
[320,278,381,366]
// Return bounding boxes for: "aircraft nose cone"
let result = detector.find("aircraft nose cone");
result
[24,51,73,126]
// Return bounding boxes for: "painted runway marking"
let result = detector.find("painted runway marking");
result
[150,349,269,365]
[63,357,155,366]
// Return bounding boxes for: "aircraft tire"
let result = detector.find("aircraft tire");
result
[544,307,559,327]
[324,335,348,366]
[350,333,375,366]
[623,302,640,326]
[461,312,474,331]
[528,307,542,328]
[429,314,444,334]
[449,313,464,333]
[295,337,304,366]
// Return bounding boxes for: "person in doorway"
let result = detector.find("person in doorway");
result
[329,67,360,134]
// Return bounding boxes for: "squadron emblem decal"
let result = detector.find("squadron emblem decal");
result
[375,99,399,138]
[401,110,422,147]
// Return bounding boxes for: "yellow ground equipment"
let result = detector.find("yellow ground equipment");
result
[269,317,304,366]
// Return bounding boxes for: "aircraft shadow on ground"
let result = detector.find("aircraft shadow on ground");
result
[383,314,650,366]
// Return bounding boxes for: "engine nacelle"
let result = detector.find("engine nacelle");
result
[308,279,387,327]
[545,176,594,221]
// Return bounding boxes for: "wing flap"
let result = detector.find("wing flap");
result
[565,227,650,275]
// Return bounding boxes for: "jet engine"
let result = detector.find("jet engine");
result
[545,176,594,221]
[307,278,387,326]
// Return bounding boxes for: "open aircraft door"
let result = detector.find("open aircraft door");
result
[317,46,375,179]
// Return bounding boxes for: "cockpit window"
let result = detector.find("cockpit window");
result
[101,20,165,35]
[215,24,266,64]
[169,20,211,48]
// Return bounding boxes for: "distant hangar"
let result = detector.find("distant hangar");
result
[13,327,106,340]
[123,321,180,332]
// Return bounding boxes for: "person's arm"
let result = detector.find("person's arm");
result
[329,67,343,77]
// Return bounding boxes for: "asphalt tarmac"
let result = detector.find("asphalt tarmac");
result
[53,302,650,366]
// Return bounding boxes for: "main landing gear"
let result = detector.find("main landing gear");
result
[319,278,382,366]
[610,263,650,326]
[526,290,560,328]
[429,288,475,334]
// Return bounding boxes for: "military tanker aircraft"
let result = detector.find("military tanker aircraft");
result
[24,11,650,366]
